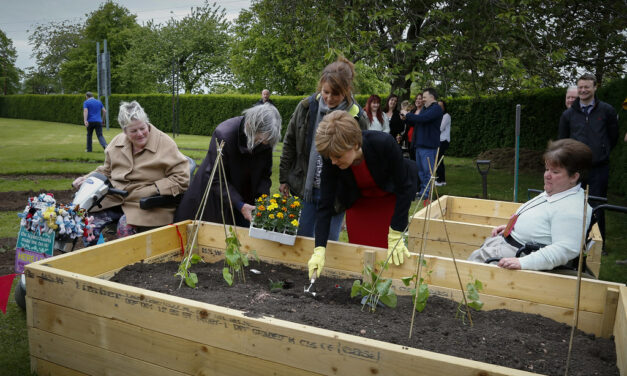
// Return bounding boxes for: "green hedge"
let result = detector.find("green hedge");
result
[0,84,624,194]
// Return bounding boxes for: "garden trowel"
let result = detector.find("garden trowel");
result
[303,272,317,298]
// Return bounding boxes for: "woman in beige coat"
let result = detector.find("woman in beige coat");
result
[73,101,189,245]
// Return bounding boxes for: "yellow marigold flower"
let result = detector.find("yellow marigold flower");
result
[269,214,275,219]
[293,201,300,207]
[268,203,278,211]
[282,199,287,204]
[257,205,266,211]
[282,207,287,212]
[261,194,268,198]
[290,219,299,227]
[273,193,280,198]
[277,212,284,219]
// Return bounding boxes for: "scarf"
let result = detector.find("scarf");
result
[303,95,353,202]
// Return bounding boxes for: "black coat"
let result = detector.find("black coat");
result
[315,131,419,247]
[174,116,273,226]
[558,96,618,165]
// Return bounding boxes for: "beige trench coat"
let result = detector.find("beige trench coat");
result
[85,124,189,226]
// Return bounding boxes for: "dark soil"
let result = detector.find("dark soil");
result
[477,148,545,174]
[111,260,618,376]
[0,189,75,211]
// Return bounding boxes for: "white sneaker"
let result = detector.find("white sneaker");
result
[435,181,447,187]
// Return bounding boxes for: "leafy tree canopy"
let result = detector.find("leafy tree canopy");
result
[0,29,22,95]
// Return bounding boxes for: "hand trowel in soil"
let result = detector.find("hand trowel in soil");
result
[304,272,317,298]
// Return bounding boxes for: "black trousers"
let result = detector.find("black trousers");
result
[436,140,449,183]
[583,163,609,249]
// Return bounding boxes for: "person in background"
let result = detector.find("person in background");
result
[73,101,189,245]
[255,89,275,106]
[307,111,418,279]
[364,94,389,132]
[383,94,403,141]
[435,100,451,187]
[403,94,423,161]
[279,57,369,241]
[175,104,281,226]
[401,88,443,200]
[565,86,578,109]
[83,92,108,152]
[468,139,593,271]
[559,73,618,253]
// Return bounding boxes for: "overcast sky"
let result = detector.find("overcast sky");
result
[0,0,251,70]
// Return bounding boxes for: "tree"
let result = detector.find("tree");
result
[60,2,139,93]
[0,29,22,95]
[119,1,232,93]
[28,20,82,93]
[22,67,57,94]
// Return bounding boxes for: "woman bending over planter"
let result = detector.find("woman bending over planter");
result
[174,104,281,226]
[468,139,593,271]
[307,111,419,278]
[279,57,369,241]
[72,100,190,245]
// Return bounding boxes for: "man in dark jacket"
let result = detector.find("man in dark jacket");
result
[558,73,619,249]
[401,88,443,199]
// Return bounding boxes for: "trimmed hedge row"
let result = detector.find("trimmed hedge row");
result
[0,83,624,194]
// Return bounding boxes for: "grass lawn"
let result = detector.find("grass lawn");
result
[1,117,625,374]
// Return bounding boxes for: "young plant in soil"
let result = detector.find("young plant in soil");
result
[456,278,484,324]
[401,258,433,312]
[175,252,202,288]
[351,262,397,312]
[222,226,258,286]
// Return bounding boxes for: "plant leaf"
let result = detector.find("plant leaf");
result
[401,276,413,286]
[379,292,397,308]
[185,272,198,288]
[350,280,362,298]
[222,267,233,286]
[190,254,202,264]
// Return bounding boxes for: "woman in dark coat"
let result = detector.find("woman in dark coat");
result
[174,104,282,226]
[307,111,418,279]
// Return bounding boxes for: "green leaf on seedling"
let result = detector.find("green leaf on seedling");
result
[190,254,202,264]
[223,267,233,286]
[414,282,430,312]
[240,252,249,267]
[185,272,198,288]
[351,280,362,298]
[250,250,259,262]
[376,279,392,296]
[401,276,413,286]
[379,292,397,308]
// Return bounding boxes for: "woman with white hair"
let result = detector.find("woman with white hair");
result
[72,100,190,244]
[175,103,282,226]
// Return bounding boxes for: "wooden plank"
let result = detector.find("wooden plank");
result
[601,288,620,338]
[447,196,521,219]
[393,282,603,336]
[413,195,447,219]
[408,219,492,247]
[407,238,481,259]
[25,264,535,376]
[190,222,620,314]
[32,357,89,376]
[614,286,627,376]
[40,221,190,276]
[29,299,319,376]
[29,328,188,376]
[446,212,508,226]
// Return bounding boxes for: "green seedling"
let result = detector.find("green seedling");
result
[222,226,259,286]
[268,279,285,290]
[401,258,433,312]
[456,278,484,324]
[175,253,203,288]
[352,262,397,312]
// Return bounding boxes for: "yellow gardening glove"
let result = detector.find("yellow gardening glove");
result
[308,246,326,279]
[387,227,411,266]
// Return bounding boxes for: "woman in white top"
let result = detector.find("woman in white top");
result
[435,100,451,186]
[468,139,593,271]
[364,95,389,133]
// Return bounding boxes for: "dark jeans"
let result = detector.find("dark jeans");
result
[436,140,449,183]
[583,163,609,249]
[86,121,108,152]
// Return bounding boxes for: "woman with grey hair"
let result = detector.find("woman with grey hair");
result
[72,100,190,245]
[175,103,282,226]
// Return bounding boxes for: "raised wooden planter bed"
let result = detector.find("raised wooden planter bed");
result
[25,221,625,375]
[409,195,604,277]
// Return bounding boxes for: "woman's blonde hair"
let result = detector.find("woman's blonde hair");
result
[316,57,355,103]
[315,111,362,159]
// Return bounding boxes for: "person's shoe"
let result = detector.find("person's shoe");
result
[85,149,92,152]
[435,181,447,187]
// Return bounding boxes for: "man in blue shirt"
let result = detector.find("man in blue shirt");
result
[401,88,443,199]
[83,92,108,152]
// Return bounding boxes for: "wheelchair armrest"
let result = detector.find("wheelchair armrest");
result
[139,195,182,210]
